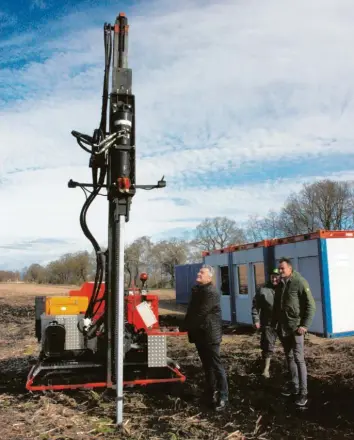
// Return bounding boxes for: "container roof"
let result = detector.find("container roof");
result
[202,229,354,257]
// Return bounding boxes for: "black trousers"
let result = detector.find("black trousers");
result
[194,341,228,401]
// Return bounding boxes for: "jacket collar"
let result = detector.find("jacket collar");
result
[199,281,212,287]
[281,270,297,284]
[195,282,212,290]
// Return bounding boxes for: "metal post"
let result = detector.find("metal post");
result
[115,214,125,424]
[106,205,113,387]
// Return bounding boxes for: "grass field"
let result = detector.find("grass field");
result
[1,283,354,439]
[0,282,186,314]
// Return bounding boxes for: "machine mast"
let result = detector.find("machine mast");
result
[107,13,134,424]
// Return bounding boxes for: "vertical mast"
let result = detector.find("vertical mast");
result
[108,12,135,425]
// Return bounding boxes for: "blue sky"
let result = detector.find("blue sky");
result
[1,0,354,270]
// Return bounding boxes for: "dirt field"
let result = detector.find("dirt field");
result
[1,283,354,439]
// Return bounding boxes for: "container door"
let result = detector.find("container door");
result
[253,262,266,295]
[219,265,231,321]
[234,263,252,324]
[298,256,324,334]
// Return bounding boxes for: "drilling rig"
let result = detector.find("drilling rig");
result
[26,13,186,425]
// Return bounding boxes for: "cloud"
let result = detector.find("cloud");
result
[0,235,80,271]
[1,0,354,269]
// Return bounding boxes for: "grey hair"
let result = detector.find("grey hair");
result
[202,264,214,277]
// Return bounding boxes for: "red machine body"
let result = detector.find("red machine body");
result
[125,294,160,331]
[68,282,160,332]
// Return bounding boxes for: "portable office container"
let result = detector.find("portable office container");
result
[203,241,274,323]
[198,230,354,338]
[271,230,354,337]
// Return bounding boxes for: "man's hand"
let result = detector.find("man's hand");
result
[296,326,307,335]
[253,322,260,330]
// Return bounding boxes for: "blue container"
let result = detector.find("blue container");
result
[175,263,203,304]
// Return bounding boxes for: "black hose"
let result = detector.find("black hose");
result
[82,23,112,321]
[80,167,106,319]
[74,23,112,326]
[99,23,112,135]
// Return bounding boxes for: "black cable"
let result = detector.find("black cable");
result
[81,170,106,320]
[99,23,112,135]
[77,139,92,154]
[75,23,112,327]
[87,24,112,320]
[80,24,112,319]
[80,186,88,200]
[81,186,107,197]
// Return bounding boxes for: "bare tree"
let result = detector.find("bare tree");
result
[311,180,354,229]
[69,251,92,284]
[246,211,283,241]
[151,238,188,287]
[0,270,21,282]
[124,236,152,287]
[278,179,354,234]
[262,210,283,239]
[193,217,247,251]
[24,264,47,283]
[186,242,204,263]
[245,214,265,242]
[43,251,93,285]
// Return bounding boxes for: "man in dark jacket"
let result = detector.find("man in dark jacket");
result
[271,257,316,407]
[251,268,280,378]
[181,265,228,411]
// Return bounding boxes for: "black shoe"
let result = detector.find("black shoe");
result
[295,394,308,406]
[281,384,299,397]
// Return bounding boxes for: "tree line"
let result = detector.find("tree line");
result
[0,270,21,282]
[3,179,353,287]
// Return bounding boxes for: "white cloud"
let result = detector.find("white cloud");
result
[2,0,354,268]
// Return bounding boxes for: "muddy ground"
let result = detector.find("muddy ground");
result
[1,284,354,439]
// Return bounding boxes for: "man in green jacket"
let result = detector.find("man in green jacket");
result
[251,268,280,378]
[271,257,316,407]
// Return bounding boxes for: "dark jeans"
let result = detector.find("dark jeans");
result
[195,341,228,401]
[260,326,277,359]
[280,333,307,395]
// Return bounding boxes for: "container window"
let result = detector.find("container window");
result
[237,265,248,295]
[211,267,217,287]
[253,262,265,293]
[220,266,230,296]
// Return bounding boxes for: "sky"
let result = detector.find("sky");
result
[1,0,354,271]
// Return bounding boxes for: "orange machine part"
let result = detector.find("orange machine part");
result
[45,296,89,315]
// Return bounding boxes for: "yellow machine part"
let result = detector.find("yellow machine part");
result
[45,296,89,315]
